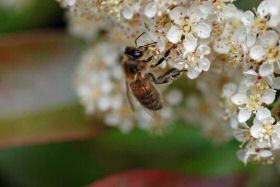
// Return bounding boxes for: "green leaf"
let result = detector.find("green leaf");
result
[0,0,63,33]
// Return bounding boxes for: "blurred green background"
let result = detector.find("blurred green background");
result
[1,0,278,187]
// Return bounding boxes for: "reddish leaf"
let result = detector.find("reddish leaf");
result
[88,170,247,187]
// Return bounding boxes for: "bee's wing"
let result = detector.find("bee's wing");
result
[126,81,135,112]
[144,107,160,119]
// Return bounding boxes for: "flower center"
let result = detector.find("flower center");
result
[246,95,262,112]
[187,53,200,70]
[253,17,269,32]
[267,47,279,63]
[183,20,192,33]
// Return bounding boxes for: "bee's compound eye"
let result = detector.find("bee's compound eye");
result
[132,50,143,58]
[125,47,143,59]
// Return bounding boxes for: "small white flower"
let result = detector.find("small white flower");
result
[250,116,280,149]
[231,75,276,123]
[144,2,158,18]
[181,44,211,79]
[237,146,273,165]
[122,6,134,19]
[169,6,187,25]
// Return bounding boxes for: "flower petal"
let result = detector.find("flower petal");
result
[260,30,279,47]
[169,6,187,25]
[231,93,249,105]
[258,150,272,158]
[259,63,274,76]
[271,133,280,148]
[199,1,213,15]
[272,77,280,89]
[167,25,183,44]
[183,33,198,53]
[256,107,271,121]
[238,108,252,123]
[257,0,271,17]
[262,89,276,104]
[193,22,211,39]
[197,45,211,56]
[122,6,134,19]
[187,68,201,79]
[198,57,211,71]
[241,10,255,26]
[213,40,230,54]
[250,45,266,62]
[237,149,249,165]
[250,122,262,138]
[144,2,157,18]
[243,69,258,77]
[262,116,275,124]
[233,129,246,141]
[246,33,257,47]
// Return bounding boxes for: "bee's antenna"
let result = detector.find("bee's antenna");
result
[135,32,146,46]
[140,42,157,49]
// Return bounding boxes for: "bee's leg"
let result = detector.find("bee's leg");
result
[151,49,171,68]
[139,42,158,50]
[148,68,186,84]
[142,56,153,63]
[151,45,176,68]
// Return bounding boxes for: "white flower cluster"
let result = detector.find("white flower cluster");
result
[58,0,280,164]
[216,0,280,164]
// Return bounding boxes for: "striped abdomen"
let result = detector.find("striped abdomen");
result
[129,75,162,111]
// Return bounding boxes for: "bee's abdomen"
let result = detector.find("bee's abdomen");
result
[138,88,162,110]
[130,79,162,111]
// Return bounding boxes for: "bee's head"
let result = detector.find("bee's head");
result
[125,46,143,59]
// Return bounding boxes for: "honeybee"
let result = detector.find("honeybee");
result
[123,32,185,112]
